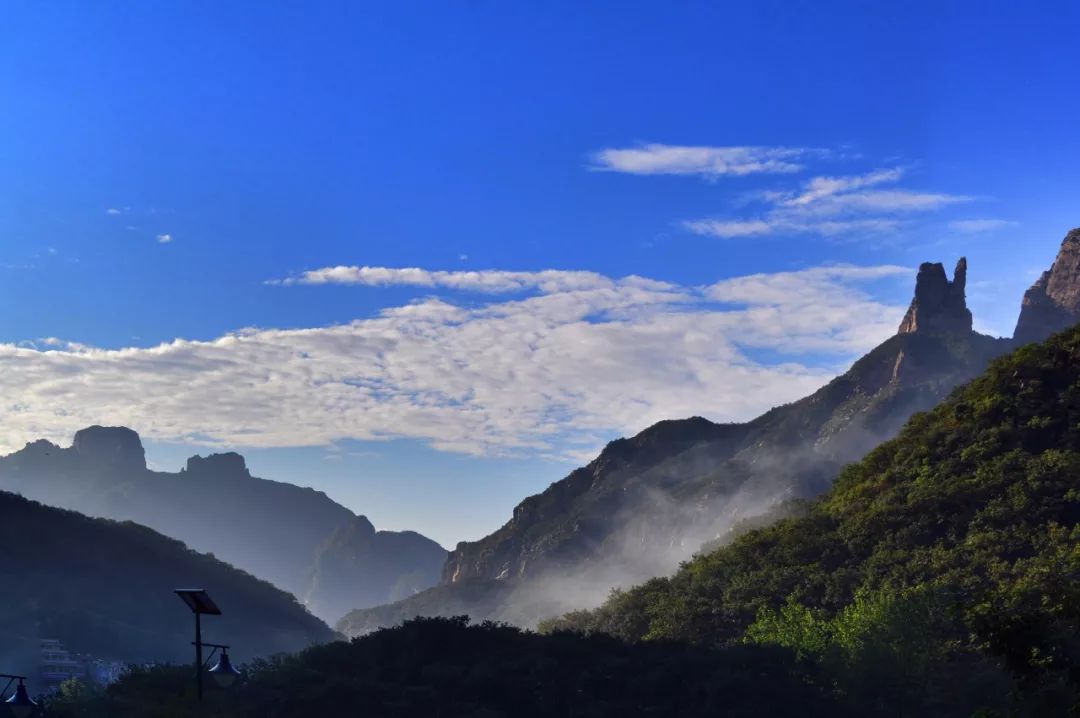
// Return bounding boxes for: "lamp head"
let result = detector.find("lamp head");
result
[208,649,241,689]
[5,679,36,718]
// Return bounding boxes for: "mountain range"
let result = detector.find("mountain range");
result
[0,430,447,623]
[47,228,1080,718]
[338,227,1080,635]
[0,489,335,676]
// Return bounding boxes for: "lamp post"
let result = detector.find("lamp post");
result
[174,588,239,701]
[1,675,37,718]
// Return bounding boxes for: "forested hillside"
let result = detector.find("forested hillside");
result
[543,323,1080,713]
[0,492,335,675]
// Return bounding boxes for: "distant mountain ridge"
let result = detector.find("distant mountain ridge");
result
[0,428,447,623]
[0,489,335,677]
[340,229,1080,635]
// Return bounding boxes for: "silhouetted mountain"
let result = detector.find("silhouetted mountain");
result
[1014,227,1080,344]
[340,256,1016,635]
[0,490,335,677]
[0,430,446,623]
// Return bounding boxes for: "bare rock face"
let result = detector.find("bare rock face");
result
[897,258,972,335]
[185,451,250,478]
[1013,228,1080,345]
[71,425,147,472]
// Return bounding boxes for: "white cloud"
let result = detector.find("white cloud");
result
[798,190,970,215]
[106,208,123,216]
[949,218,1018,233]
[683,165,971,238]
[156,234,173,244]
[684,218,902,239]
[590,144,815,179]
[682,219,775,238]
[784,168,905,206]
[270,266,637,294]
[0,265,909,457]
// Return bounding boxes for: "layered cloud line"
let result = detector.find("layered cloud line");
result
[683,167,973,239]
[267,266,674,294]
[0,264,909,458]
[589,144,820,178]
[589,146,980,239]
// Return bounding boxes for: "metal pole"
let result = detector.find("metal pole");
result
[195,611,204,701]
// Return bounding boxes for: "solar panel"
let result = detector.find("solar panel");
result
[174,589,223,615]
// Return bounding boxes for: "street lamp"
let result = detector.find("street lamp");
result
[175,588,240,700]
[1,675,37,718]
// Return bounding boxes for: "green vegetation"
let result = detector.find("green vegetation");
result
[543,325,1080,713]
[43,616,845,717]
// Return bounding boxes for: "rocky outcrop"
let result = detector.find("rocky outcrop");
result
[1013,228,1080,344]
[71,425,147,472]
[185,451,250,477]
[897,258,972,335]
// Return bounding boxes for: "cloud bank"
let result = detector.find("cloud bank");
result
[0,265,909,457]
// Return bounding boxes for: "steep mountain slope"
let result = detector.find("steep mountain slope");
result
[1014,227,1080,344]
[339,257,1013,635]
[0,490,335,677]
[0,429,446,623]
[545,322,1080,706]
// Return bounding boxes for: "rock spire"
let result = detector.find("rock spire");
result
[897,258,972,335]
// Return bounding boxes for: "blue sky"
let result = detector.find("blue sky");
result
[2,2,1079,546]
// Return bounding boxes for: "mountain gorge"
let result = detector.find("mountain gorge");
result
[340,229,1080,636]
[0,429,446,623]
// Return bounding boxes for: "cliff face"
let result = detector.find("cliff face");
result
[1014,228,1080,344]
[341,257,1013,635]
[0,428,446,623]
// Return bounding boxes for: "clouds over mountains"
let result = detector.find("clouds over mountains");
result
[0,264,908,458]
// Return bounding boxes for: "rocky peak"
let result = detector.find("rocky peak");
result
[1013,228,1080,344]
[184,452,250,478]
[897,258,972,335]
[71,426,146,472]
